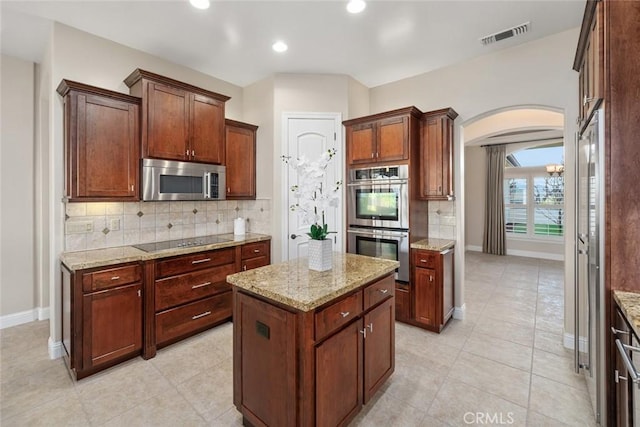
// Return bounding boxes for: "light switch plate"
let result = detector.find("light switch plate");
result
[109,218,121,231]
[66,220,93,234]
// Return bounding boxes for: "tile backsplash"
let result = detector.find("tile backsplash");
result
[64,199,271,252]
[427,200,457,240]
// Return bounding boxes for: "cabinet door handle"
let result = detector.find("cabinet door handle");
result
[340,311,350,318]
[616,369,628,383]
[243,265,247,271]
[359,328,367,338]
[131,185,134,192]
[186,149,190,156]
[612,326,630,336]
[367,323,373,333]
[379,289,389,294]
[137,289,141,297]
[228,187,231,193]
[191,258,211,264]
[192,150,195,157]
[376,152,379,158]
[192,311,211,320]
[111,276,120,280]
[429,275,434,282]
[192,281,212,289]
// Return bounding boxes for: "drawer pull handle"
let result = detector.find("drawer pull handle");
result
[192,311,212,320]
[612,327,630,336]
[420,259,427,263]
[340,311,350,318]
[368,323,373,333]
[191,258,211,265]
[111,276,120,280]
[360,328,367,338]
[192,281,212,289]
[379,289,389,294]
[253,249,260,253]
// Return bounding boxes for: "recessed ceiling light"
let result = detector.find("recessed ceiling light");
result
[346,0,366,14]
[189,0,210,10]
[272,41,288,53]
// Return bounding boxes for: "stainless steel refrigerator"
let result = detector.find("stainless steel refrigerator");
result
[575,108,606,424]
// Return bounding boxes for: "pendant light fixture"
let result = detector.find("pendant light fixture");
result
[346,0,366,14]
[189,0,210,10]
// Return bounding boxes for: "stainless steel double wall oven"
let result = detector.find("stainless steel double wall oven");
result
[347,165,410,282]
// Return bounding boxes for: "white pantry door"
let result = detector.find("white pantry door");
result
[283,113,343,261]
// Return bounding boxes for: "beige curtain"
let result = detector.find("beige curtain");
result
[483,145,506,255]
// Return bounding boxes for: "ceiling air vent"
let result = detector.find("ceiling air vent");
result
[480,22,530,46]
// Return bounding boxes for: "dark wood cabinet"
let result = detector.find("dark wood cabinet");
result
[61,262,143,379]
[225,119,258,199]
[343,107,421,166]
[239,240,271,272]
[395,282,412,322]
[419,108,458,201]
[577,1,603,128]
[233,272,395,426]
[57,80,140,202]
[399,247,454,333]
[613,307,632,427]
[125,69,230,164]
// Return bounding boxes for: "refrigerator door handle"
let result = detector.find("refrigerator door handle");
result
[574,130,582,374]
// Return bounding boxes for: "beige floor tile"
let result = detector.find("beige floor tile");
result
[431,319,475,349]
[532,349,588,391]
[529,375,597,426]
[500,275,540,291]
[449,351,530,407]
[428,377,528,426]
[473,317,535,346]
[491,286,538,302]
[534,329,572,358]
[1,389,89,426]
[176,356,235,421]
[0,360,76,421]
[151,333,228,385]
[353,392,428,426]
[418,414,452,427]
[464,333,533,371]
[484,299,537,316]
[535,315,564,335]
[526,410,572,426]
[75,358,174,425]
[482,304,536,328]
[210,407,244,426]
[102,388,207,427]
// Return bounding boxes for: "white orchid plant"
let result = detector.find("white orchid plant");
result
[282,148,342,240]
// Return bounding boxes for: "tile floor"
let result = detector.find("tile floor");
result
[0,252,597,426]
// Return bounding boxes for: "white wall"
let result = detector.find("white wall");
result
[0,55,36,323]
[370,28,580,327]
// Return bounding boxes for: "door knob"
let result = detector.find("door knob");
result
[290,234,298,240]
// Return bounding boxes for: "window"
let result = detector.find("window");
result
[504,144,564,239]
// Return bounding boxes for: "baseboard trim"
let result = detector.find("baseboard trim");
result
[453,304,466,320]
[0,309,38,329]
[38,306,50,321]
[48,337,64,360]
[465,245,563,261]
[563,332,588,352]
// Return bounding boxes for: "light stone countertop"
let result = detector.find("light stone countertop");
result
[227,252,399,312]
[410,238,455,252]
[614,290,640,338]
[60,233,271,271]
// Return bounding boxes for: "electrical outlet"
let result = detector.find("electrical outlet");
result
[109,219,121,231]
[66,220,93,234]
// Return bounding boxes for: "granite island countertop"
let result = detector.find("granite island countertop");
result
[614,290,640,338]
[60,233,271,271]
[227,253,400,312]
[410,238,455,252]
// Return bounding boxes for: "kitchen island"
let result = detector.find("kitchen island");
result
[227,253,399,427]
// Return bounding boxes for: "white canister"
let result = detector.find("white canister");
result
[234,217,246,235]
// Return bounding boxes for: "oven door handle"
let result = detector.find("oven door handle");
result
[346,179,408,187]
[347,229,408,238]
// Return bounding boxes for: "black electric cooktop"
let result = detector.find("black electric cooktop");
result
[133,235,233,253]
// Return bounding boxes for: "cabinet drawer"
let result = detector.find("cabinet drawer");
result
[155,263,235,311]
[156,292,232,345]
[155,248,235,278]
[413,250,439,269]
[364,274,394,310]
[82,264,141,292]
[241,241,270,259]
[241,256,269,272]
[315,292,362,341]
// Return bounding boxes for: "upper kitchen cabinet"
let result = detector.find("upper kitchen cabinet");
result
[225,119,258,200]
[419,108,458,201]
[57,80,140,202]
[343,107,421,166]
[124,69,230,164]
[575,1,603,129]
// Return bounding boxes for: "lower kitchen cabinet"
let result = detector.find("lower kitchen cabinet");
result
[233,272,395,426]
[61,262,143,379]
[614,307,632,426]
[396,246,454,333]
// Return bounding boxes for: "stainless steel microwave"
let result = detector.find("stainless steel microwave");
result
[141,159,226,201]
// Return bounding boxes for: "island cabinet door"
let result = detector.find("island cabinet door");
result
[363,298,395,403]
[316,319,363,427]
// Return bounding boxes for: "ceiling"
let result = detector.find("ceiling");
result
[1,0,584,88]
